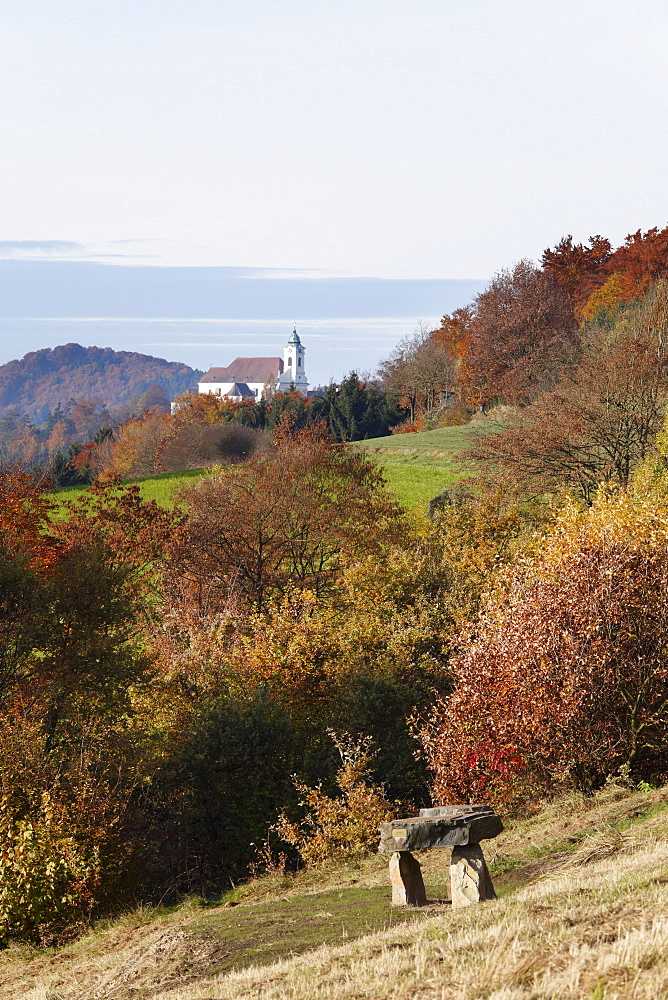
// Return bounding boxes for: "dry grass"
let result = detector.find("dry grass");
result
[167,837,668,1000]
[3,784,668,1000]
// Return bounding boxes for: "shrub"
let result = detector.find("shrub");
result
[160,423,266,472]
[420,490,668,808]
[0,793,100,945]
[0,708,141,945]
[276,733,395,865]
[143,694,299,897]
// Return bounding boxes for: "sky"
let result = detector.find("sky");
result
[0,260,484,383]
[0,0,666,379]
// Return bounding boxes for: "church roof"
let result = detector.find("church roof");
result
[199,357,283,384]
[225,382,255,398]
[288,326,301,346]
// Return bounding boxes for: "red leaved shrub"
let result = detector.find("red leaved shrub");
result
[421,501,668,809]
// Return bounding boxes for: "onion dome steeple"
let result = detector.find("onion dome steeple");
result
[276,324,309,395]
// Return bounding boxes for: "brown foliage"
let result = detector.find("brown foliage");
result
[421,498,668,808]
[463,260,578,408]
[0,466,55,565]
[468,285,668,502]
[378,324,457,423]
[165,424,403,612]
[160,423,267,473]
[58,479,178,573]
[103,410,168,478]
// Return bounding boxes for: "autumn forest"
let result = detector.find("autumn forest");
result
[3,224,668,946]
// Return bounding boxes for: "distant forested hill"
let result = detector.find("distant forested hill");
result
[0,343,201,419]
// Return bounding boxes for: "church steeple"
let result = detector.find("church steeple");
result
[277,325,309,394]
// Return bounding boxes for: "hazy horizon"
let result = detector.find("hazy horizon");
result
[0,260,485,384]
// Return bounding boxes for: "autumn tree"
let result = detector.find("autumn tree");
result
[468,282,668,502]
[462,260,578,408]
[135,383,171,415]
[0,469,58,700]
[543,226,668,321]
[0,478,174,727]
[104,409,168,478]
[0,473,176,938]
[378,325,455,424]
[0,472,175,729]
[541,234,613,316]
[69,399,111,441]
[165,424,402,613]
[604,226,668,300]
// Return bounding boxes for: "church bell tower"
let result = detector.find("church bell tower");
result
[276,325,309,394]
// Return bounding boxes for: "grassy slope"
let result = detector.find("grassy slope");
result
[49,425,478,517]
[50,468,209,517]
[6,783,668,999]
[358,424,478,513]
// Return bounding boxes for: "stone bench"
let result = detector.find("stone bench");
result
[378,805,503,908]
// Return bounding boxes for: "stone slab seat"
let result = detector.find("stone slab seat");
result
[378,805,503,908]
[378,805,503,854]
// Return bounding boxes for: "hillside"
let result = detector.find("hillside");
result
[3,782,667,999]
[50,425,477,515]
[360,424,480,511]
[0,343,201,419]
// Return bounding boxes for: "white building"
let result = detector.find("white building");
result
[275,327,308,395]
[198,356,283,400]
[198,327,309,400]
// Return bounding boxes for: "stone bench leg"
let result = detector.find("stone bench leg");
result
[389,851,427,906]
[450,844,496,907]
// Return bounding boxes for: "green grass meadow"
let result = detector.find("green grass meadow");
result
[50,426,476,518]
[50,468,208,516]
[358,424,477,513]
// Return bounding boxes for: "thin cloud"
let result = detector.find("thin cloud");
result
[0,241,83,258]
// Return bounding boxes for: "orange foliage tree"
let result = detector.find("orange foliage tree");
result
[165,423,403,613]
[541,234,613,316]
[462,260,578,408]
[543,226,668,322]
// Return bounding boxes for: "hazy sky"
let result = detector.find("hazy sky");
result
[2,0,667,279]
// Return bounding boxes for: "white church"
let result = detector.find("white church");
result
[197,327,309,401]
